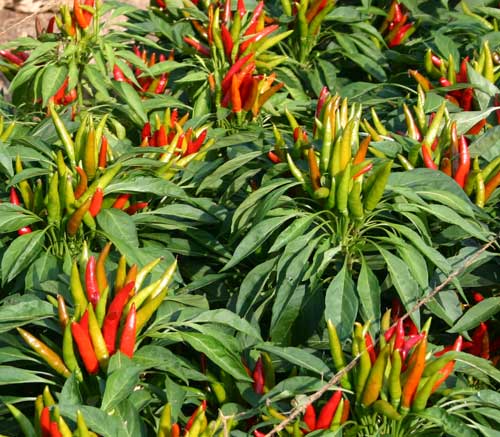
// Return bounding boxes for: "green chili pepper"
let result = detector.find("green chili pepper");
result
[361,344,390,407]
[354,322,372,402]
[76,410,90,437]
[348,176,364,220]
[58,415,72,437]
[411,372,441,412]
[47,172,61,225]
[373,399,402,421]
[388,349,402,409]
[62,323,83,381]
[136,287,169,332]
[286,153,306,185]
[17,328,71,378]
[48,100,76,169]
[475,171,485,207]
[324,175,336,210]
[87,303,109,370]
[6,403,36,437]
[43,385,55,407]
[254,30,293,58]
[336,163,351,216]
[158,403,172,437]
[67,198,91,236]
[280,0,292,15]
[95,285,109,328]
[320,99,335,173]
[15,156,33,211]
[422,101,446,150]
[397,154,414,171]
[364,160,393,212]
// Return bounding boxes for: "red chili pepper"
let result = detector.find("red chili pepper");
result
[10,187,32,235]
[79,309,89,332]
[85,256,100,307]
[156,0,166,8]
[102,281,135,354]
[231,74,242,113]
[141,122,151,141]
[46,16,56,33]
[394,318,405,350]
[155,73,168,94]
[0,49,24,66]
[89,187,104,217]
[365,332,377,364]
[239,25,279,55]
[439,77,452,87]
[422,144,438,169]
[244,1,264,36]
[118,303,137,358]
[304,403,317,431]
[50,421,62,437]
[113,65,126,82]
[237,0,246,17]
[388,22,413,48]
[472,292,485,303]
[352,162,373,180]
[53,77,69,104]
[221,53,254,92]
[125,202,149,215]
[457,56,469,83]
[112,193,131,210]
[156,125,168,147]
[185,400,207,432]
[183,36,210,56]
[186,129,207,155]
[461,87,474,111]
[71,321,99,374]
[341,398,350,423]
[268,151,281,164]
[316,391,342,429]
[82,0,95,26]
[63,88,78,105]
[98,136,108,168]
[74,166,88,199]
[431,54,442,68]
[252,356,265,394]
[254,431,266,437]
[401,333,425,361]
[40,406,51,437]
[454,135,470,188]
[74,0,91,29]
[431,336,463,393]
[221,24,234,59]
[170,108,178,128]
[467,118,486,135]
[222,0,232,23]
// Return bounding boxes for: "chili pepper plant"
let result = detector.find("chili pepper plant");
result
[0,0,499,435]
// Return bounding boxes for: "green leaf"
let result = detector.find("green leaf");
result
[454,354,500,385]
[0,346,39,364]
[97,209,139,248]
[106,175,186,198]
[59,373,82,406]
[59,405,124,436]
[197,151,263,194]
[416,407,479,437]
[42,64,67,106]
[379,247,421,328]
[236,257,277,316]
[256,344,330,376]
[101,362,141,412]
[178,331,252,382]
[468,125,500,161]
[223,214,298,271]
[152,204,219,224]
[449,297,500,333]
[324,260,358,340]
[0,365,52,385]
[114,400,141,437]
[269,214,316,252]
[0,204,41,233]
[186,309,262,340]
[113,81,148,124]
[357,257,381,331]
[1,229,46,285]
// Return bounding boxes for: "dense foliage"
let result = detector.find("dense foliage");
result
[0,0,499,435]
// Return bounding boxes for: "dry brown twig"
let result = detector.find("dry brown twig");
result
[264,234,499,437]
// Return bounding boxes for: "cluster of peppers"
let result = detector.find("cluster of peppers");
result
[16,245,177,380]
[0,49,29,80]
[327,315,463,425]
[280,0,336,64]
[140,108,214,179]
[379,0,415,48]
[364,90,500,207]
[275,88,393,221]
[113,47,174,95]
[157,401,222,437]
[182,0,288,122]
[16,386,97,437]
